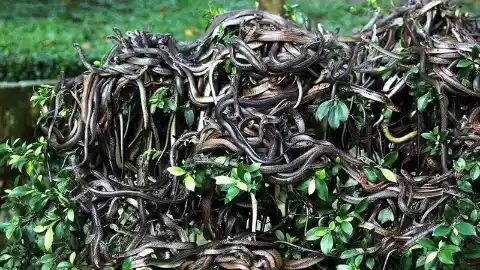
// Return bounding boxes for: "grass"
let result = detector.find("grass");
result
[0,0,478,81]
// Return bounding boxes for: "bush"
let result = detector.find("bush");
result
[1,1,480,270]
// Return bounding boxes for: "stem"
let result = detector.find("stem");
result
[250,192,257,235]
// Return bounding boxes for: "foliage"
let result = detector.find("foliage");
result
[361,152,398,183]
[456,45,480,88]
[401,201,480,269]
[0,137,86,269]
[167,160,262,203]
[421,126,449,156]
[315,99,350,129]
[453,155,480,194]
[149,86,195,126]
[214,162,262,203]
[149,87,177,114]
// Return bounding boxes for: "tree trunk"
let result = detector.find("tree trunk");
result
[258,0,284,16]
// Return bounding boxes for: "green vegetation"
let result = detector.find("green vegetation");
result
[0,0,396,81]
[1,0,479,81]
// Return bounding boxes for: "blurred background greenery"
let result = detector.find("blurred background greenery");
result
[0,0,479,83]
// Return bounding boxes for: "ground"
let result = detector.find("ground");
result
[6,0,480,81]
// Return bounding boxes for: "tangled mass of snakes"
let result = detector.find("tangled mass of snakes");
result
[38,0,480,269]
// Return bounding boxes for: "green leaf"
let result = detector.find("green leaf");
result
[314,227,329,237]
[458,180,473,193]
[335,156,341,164]
[317,179,328,201]
[122,258,132,270]
[39,254,54,264]
[275,230,285,241]
[382,108,392,119]
[457,59,473,67]
[247,163,261,172]
[5,225,15,240]
[455,158,466,171]
[316,168,327,180]
[417,92,431,112]
[243,171,252,183]
[354,199,368,213]
[41,262,53,270]
[341,222,353,235]
[416,255,426,267]
[297,180,310,191]
[237,163,245,179]
[285,233,298,243]
[166,99,177,112]
[437,250,454,265]
[328,107,341,129]
[380,168,396,182]
[378,207,394,224]
[441,245,461,253]
[339,204,352,216]
[366,257,375,269]
[33,225,48,233]
[456,222,476,236]
[381,151,398,167]
[0,254,12,261]
[57,262,71,269]
[450,232,462,245]
[470,209,479,222]
[184,175,195,191]
[8,155,26,171]
[6,185,30,197]
[67,209,74,222]
[340,249,363,259]
[336,101,349,122]
[225,186,240,203]
[329,221,336,230]
[305,227,320,241]
[214,176,235,185]
[236,182,248,191]
[307,179,316,195]
[354,254,364,266]
[433,225,452,237]
[363,168,377,182]
[44,226,54,252]
[305,226,328,241]
[320,232,333,255]
[417,237,437,250]
[426,251,437,264]
[332,164,340,176]
[184,108,194,126]
[69,252,76,264]
[444,204,454,224]
[471,165,480,180]
[315,100,331,121]
[381,68,393,81]
[421,132,436,141]
[167,166,186,176]
[336,265,350,270]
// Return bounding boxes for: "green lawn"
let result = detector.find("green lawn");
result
[0,0,478,81]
